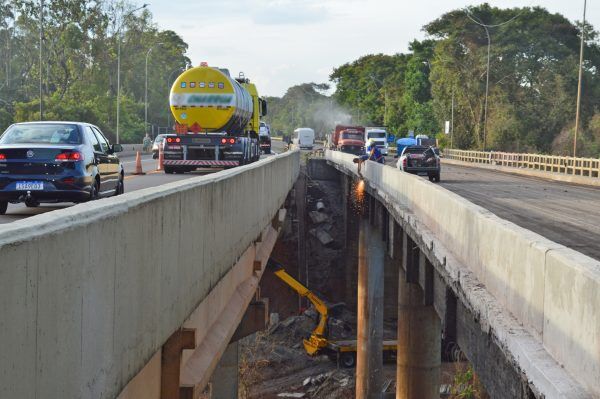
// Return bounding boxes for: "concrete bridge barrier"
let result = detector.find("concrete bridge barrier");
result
[326,150,599,397]
[0,151,299,399]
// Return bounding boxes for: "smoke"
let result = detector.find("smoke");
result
[310,99,352,139]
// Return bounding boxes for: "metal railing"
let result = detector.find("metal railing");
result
[444,149,600,178]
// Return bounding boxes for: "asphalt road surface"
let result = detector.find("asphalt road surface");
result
[381,156,600,259]
[0,140,287,224]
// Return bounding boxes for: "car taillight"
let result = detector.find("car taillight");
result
[402,158,407,167]
[229,138,235,144]
[62,177,76,184]
[221,138,227,144]
[56,151,83,161]
[167,137,173,143]
[0,154,5,160]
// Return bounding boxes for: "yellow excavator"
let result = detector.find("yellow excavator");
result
[268,260,397,368]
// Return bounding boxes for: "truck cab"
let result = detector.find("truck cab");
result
[365,128,389,155]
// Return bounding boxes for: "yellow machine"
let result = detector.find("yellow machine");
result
[268,260,397,368]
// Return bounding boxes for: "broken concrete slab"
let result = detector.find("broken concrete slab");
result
[309,211,328,224]
[309,228,334,245]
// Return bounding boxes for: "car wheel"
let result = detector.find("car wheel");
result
[0,201,7,215]
[428,174,435,182]
[152,153,158,159]
[115,175,124,195]
[89,179,99,200]
[434,172,441,182]
[339,352,356,368]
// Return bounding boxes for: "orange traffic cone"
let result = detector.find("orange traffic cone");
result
[157,146,164,171]
[133,151,145,175]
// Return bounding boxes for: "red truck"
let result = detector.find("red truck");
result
[331,125,365,155]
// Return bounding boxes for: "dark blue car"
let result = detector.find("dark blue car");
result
[0,122,124,214]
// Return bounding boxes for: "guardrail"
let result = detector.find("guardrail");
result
[444,149,600,178]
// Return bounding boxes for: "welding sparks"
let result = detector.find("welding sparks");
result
[351,179,366,214]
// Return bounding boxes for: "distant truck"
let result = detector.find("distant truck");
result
[364,127,389,155]
[259,121,272,154]
[332,125,365,155]
[294,127,315,149]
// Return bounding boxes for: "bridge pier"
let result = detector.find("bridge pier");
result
[396,232,441,399]
[356,218,385,398]
[209,342,239,399]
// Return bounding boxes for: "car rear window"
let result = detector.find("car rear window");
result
[0,124,82,145]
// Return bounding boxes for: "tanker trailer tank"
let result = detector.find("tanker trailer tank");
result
[169,65,253,136]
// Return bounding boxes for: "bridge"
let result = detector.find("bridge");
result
[1,148,598,399]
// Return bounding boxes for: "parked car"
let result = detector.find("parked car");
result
[0,121,124,214]
[396,145,441,182]
[152,134,170,159]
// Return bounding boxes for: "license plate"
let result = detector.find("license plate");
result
[192,138,211,144]
[16,181,44,190]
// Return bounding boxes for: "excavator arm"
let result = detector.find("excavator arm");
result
[268,260,329,355]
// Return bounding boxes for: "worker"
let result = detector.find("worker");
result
[358,139,385,175]
[142,133,152,153]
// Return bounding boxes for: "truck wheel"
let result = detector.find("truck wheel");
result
[339,352,356,368]
[164,166,175,174]
[428,174,435,182]
[434,172,441,182]
[0,201,7,215]
[264,148,271,154]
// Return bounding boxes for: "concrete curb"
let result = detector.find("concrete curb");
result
[442,158,600,188]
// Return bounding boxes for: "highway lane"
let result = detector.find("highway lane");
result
[0,142,287,224]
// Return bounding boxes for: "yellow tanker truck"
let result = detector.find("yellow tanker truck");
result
[163,63,267,173]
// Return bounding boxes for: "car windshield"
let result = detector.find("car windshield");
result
[368,132,386,138]
[0,124,81,145]
[155,136,165,143]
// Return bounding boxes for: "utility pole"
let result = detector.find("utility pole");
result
[451,89,455,148]
[39,0,43,120]
[574,0,587,158]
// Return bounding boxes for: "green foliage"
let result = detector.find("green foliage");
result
[426,4,600,152]
[0,0,190,142]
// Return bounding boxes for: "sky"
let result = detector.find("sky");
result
[148,0,598,97]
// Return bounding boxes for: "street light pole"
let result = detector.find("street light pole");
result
[116,3,148,144]
[166,66,185,129]
[574,0,587,158]
[145,43,163,136]
[465,8,521,151]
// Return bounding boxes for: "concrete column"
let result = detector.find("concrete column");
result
[396,243,441,399]
[209,342,239,399]
[356,219,385,399]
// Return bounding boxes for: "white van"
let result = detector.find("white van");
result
[294,128,315,150]
[365,127,389,155]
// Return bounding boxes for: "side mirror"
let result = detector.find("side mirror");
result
[261,99,268,116]
[111,144,123,153]
[352,158,360,164]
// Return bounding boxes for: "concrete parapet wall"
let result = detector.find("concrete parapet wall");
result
[0,151,299,399]
[326,150,599,397]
